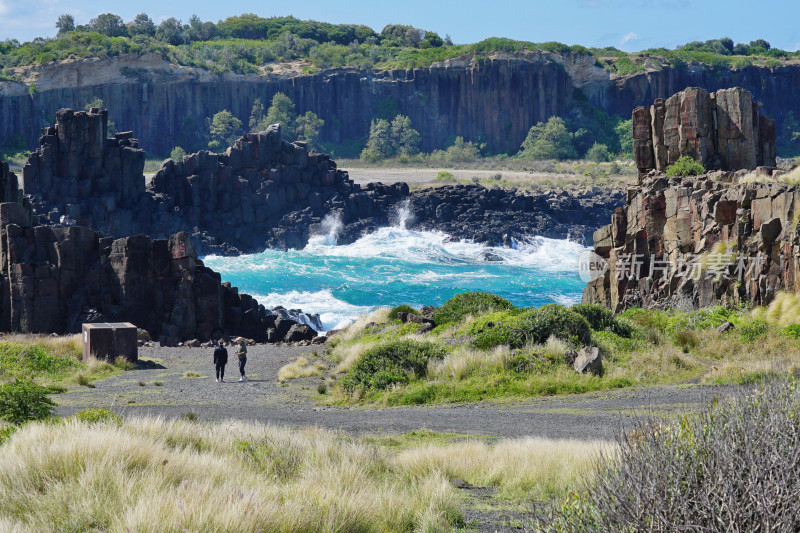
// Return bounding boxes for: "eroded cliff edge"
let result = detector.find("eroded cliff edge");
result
[2,51,799,156]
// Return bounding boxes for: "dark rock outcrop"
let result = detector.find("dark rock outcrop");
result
[582,168,800,311]
[0,158,316,343]
[633,87,776,173]
[21,108,623,251]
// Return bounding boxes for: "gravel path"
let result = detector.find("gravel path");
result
[56,344,721,441]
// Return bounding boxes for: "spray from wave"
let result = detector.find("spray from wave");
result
[204,219,590,331]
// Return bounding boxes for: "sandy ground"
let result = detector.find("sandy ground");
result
[56,343,720,441]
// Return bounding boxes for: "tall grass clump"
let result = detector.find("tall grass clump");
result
[388,304,421,320]
[0,417,461,532]
[433,292,515,326]
[396,437,615,501]
[753,291,800,327]
[546,379,800,530]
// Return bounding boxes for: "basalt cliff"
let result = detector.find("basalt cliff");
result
[20,107,623,253]
[1,52,799,155]
[583,88,793,311]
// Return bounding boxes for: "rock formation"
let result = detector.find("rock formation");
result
[582,167,800,311]
[0,162,317,344]
[20,108,623,252]
[633,87,776,173]
[2,53,799,157]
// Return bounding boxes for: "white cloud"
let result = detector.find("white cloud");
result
[0,0,9,16]
[620,32,640,46]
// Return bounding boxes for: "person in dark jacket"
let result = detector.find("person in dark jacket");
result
[213,342,228,382]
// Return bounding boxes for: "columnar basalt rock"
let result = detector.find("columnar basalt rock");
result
[633,87,776,174]
[0,159,316,343]
[582,169,800,312]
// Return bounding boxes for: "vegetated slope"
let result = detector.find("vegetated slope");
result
[1,16,799,157]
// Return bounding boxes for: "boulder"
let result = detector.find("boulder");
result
[573,346,602,375]
[284,323,317,343]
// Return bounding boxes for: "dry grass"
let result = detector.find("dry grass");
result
[277,356,326,382]
[395,437,616,501]
[753,291,800,326]
[331,307,392,344]
[2,333,82,359]
[738,166,800,185]
[332,341,379,375]
[428,346,510,380]
[0,417,461,532]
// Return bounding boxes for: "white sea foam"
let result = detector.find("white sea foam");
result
[249,289,371,332]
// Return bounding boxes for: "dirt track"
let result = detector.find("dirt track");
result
[56,344,720,441]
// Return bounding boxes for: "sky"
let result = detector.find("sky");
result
[0,0,798,52]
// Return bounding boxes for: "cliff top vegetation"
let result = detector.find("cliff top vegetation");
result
[0,13,798,80]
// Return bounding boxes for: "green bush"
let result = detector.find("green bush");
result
[740,320,768,341]
[339,340,447,392]
[780,324,800,339]
[571,304,634,338]
[433,292,515,326]
[470,304,592,350]
[665,155,706,177]
[435,171,456,182]
[0,342,78,378]
[388,304,421,320]
[0,379,56,425]
[72,407,122,425]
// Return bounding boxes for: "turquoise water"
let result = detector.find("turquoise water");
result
[203,219,589,331]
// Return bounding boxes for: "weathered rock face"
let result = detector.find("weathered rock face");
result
[2,54,799,158]
[582,168,800,312]
[633,87,776,173]
[0,163,316,342]
[21,109,623,252]
[150,124,409,252]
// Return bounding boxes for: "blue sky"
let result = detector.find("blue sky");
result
[1,0,798,52]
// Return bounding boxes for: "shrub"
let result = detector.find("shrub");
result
[433,292,515,326]
[339,340,447,392]
[435,171,456,182]
[549,379,800,530]
[470,305,592,349]
[780,324,800,339]
[585,142,610,162]
[0,379,56,424]
[72,407,122,425]
[170,146,187,161]
[739,320,768,341]
[388,304,421,320]
[665,155,706,177]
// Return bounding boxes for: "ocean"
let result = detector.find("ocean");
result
[203,214,589,332]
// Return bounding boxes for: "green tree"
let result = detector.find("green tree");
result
[419,32,444,49]
[390,114,421,155]
[170,146,187,161]
[253,93,323,147]
[361,118,393,161]
[518,117,577,160]
[186,15,217,42]
[264,92,297,138]
[615,119,633,158]
[208,110,243,152]
[248,97,266,131]
[156,18,184,45]
[127,13,156,37]
[89,13,127,37]
[360,114,421,161]
[295,111,325,146]
[586,142,611,162]
[56,14,75,35]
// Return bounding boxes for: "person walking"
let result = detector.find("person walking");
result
[213,341,228,383]
[236,339,248,382]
